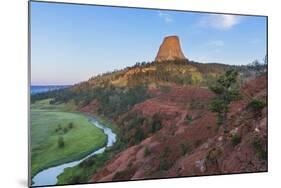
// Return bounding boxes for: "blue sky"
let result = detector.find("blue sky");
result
[31,2,267,85]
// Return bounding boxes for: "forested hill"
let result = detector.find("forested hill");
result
[71,60,257,91]
[31,59,266,120]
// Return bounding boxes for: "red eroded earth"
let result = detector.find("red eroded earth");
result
[81,76,267,182]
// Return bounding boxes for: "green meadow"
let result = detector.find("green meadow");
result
[31,99,107,177]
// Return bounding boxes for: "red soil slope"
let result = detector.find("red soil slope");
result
[89,76,267,182]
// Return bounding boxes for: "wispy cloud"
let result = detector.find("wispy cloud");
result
[158,11,173,23]
[199,14,242,30]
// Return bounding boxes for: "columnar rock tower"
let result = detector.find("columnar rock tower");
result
[155,35,187,62]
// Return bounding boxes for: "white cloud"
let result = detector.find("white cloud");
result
[158,11,173,23]
[200,14,242,30]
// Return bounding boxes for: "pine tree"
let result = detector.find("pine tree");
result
[209,69,240,133]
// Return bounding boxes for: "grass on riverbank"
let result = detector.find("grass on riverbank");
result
[57,152,110,184]
[57,140,127,184]
[31,100,107,177]
[57,115,125,185]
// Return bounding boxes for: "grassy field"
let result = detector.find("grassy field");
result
[31,99,107,177]
[31,98,77,111]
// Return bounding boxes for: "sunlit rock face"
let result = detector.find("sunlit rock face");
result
[155,35,187,62]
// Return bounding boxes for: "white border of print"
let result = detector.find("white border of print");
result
[0,0,280,188]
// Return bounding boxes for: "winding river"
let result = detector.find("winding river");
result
[32,116,117,187]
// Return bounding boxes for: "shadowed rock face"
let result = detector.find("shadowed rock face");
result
[155,35,187,62]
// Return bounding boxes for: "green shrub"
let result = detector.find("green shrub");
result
[58,136,65,148]
[251,135,267,161]
[127,115,144,130]
[134,128,144,144]
[231,134,241,146]
[159,160,172,171]
[248,99,266,111]
[63,127,68,134]
[55,124,62,133]
[110,140,127,151]
[68,122,74,129]
[144,146,151,157]
[150,116,162,133]
[185,115,193,124]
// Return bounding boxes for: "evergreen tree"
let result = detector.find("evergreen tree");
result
[209,69,240,133]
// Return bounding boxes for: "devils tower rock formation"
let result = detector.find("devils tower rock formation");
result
[155,35,187,62]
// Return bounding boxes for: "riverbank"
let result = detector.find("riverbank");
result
[30,100,107,178]
[56,115,123,185]
[89,114,120,136]
[32,115,117,186]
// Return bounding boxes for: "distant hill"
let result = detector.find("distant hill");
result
[71,59,259,92]
[31,58,266,111]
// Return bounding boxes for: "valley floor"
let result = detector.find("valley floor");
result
[30,99,107,178]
